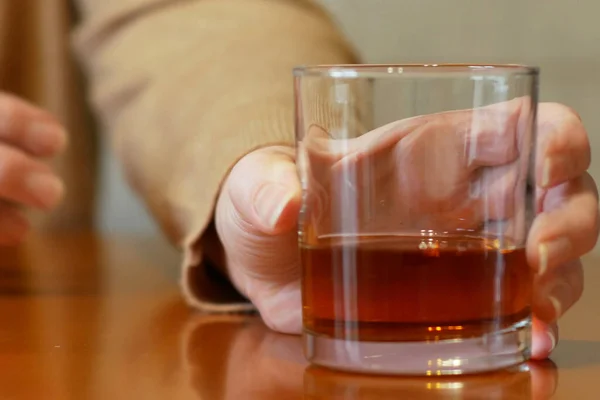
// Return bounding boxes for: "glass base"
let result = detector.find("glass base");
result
[304,318,531,375]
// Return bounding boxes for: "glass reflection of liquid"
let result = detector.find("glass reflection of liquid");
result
[304,361,558,400]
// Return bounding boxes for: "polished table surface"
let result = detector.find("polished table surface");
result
[0,233,598,399]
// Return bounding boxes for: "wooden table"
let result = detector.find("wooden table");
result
[0,233,597,399]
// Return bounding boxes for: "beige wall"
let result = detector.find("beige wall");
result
[98,0,600,251]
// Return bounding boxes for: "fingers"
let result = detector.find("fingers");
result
[531,317,559,360]
[533,259,584,323]
[458,96,527,168]
[471,162,519,221]
[0,202,30,245]
[389,96,527,169]
[527,173,598,275]
[303,97,528,168]
[537,102,590,188]
[0,144,64,210]
[225,146,301,235]
[530,176,588,324]
[0,93,67,157]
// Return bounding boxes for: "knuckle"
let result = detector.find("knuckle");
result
[564,104,583,123]
[567,126,589,165]
[539,102,588,158]
[575,203,599,252]
[580,210,597,235]
[586,193,599,224]
[216,193,253,242]
[542,102,581,122]
[590,207,600,244]
[566,261,584,304]
[582,172,599,199]
[228,152,264,185]
[538,102,565,121]
[532,211,553,239]
[572,125,591,165]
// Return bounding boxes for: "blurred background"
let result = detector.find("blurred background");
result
[98,0,600,254]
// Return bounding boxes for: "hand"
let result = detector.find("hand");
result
[215,102,598,360]
[0,93,67,244]
[527,103,597,358]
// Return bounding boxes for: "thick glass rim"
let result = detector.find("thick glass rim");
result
[293,63,539,78]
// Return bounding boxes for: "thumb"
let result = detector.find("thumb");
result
[216,146,303,333]
[215,144,302,287]
[224,145,301,235]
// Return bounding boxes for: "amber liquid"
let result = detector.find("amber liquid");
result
[301,236,532,342]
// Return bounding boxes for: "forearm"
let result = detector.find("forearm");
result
[72,0,358,309]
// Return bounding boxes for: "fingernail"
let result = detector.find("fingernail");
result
[27,122,67,154]
[254,184,294,229]
[547,281,572,320]
[549,296,563,320]
[538,237,571,275]
[547,329,557,352]
[26,173,64,209]
[542,157,551,187]
[538,244,548,275]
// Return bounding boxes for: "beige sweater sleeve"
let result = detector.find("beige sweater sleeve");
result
[71,0,359,311]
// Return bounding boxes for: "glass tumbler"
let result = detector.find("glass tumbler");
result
[295,64,538,375]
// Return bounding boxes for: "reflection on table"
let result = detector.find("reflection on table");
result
[0,233,596,399]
